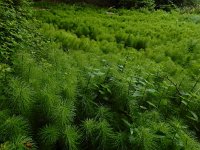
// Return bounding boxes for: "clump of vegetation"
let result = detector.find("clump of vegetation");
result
[1,0,200,149]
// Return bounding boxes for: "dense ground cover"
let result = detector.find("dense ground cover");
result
[1,1,200,149]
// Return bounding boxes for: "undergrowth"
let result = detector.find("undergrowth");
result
[1,1,200,149]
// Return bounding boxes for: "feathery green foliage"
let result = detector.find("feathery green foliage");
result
[1,0,200,149]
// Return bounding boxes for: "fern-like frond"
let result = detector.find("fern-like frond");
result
[178,131,200,150]
[0,116,30,141]
[96,120,114,149]
[63,125,80,150]
[95,106,113,121]
[83,118,97,139]
[112,132,129,150]
[12,135,36,150]
[9,77,33,116]
[39,124,60,146]
[52,101,76,126]
[130,127,157,150]
[0,135,36,150]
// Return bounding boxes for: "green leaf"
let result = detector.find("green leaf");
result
[146,89,156,93]
[181,100,188,106]
[188,111,198,122]
[99,90,105,95]
[146,101,157,108]
[122,119,131,127]
[106,87,111,94]
[140,106,147,110]
[133,91,142,97]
